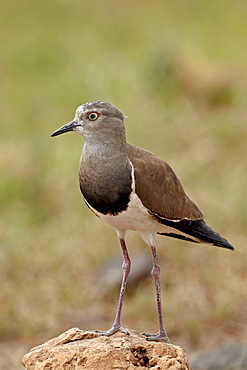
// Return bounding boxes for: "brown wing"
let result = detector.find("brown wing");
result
[127,143,203,220]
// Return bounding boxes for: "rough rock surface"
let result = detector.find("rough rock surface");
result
[22,327,191,369]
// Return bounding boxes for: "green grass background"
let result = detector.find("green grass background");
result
[0,0,247,368]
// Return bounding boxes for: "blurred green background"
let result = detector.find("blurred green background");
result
[0,0,247,368]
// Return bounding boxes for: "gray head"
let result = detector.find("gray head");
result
[51,102,126,145]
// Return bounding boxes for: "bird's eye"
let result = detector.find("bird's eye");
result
[87,112,100,121]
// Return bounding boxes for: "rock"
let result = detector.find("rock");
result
[22,327,191,370]
[191,342,247,370]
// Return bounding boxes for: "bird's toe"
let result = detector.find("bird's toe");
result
[143,331,170,343]
[96,325,129,336]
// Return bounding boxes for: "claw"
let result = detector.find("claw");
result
[142,331,170,343]
[96,325,129,336]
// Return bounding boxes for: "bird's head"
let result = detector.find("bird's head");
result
[51,101,125,142]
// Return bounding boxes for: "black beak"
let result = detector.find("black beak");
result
[51,120,79,137]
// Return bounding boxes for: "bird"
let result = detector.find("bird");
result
[51,101,234,343]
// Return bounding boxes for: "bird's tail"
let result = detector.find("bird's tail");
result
[158,219,234,250]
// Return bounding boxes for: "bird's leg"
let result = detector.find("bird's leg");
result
[96,234,130,336]
[143,240,170,343]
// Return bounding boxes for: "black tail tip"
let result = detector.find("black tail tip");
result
[215,239,234,251]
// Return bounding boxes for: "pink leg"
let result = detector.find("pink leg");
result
[144,244,170,343]
[96,237,130,336]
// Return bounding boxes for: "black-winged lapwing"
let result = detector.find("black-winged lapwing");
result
[51,101,234,343]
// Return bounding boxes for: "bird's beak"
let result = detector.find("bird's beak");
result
[51,120,79,137]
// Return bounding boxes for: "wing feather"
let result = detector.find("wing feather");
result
[127,143,203,220]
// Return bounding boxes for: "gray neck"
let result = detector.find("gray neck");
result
[79,127,132,215]
[82,125,128,160]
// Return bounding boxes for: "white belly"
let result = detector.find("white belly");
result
[91,192,177,235]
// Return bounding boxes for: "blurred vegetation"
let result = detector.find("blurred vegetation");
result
[0,0,247,368]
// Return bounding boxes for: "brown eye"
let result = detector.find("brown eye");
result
[87,112,100,121]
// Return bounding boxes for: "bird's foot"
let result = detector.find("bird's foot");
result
[95,324,129,337]
[143,330,170,343]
